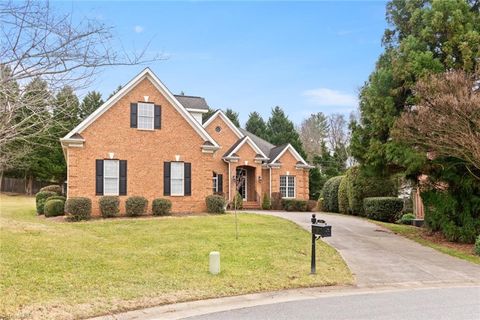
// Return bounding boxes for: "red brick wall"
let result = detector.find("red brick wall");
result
[67,77,214,215]
[271,149,309,200]
[204,115,241,201]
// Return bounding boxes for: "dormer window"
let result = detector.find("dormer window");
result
[138,102,154,130]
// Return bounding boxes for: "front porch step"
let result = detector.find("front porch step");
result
[242,201,261,209]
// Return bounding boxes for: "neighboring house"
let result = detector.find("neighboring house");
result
[61,68,312,215]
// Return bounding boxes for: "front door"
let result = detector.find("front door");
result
[236,168,247,200]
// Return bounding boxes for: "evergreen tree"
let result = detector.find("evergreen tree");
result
[52,86,80,132]
[245,111,267,139]
[266,106,306,158]
[225,108,240,127]
[108,85,123,99]
[8,78,55,192]
[79,91,103,119]
[350,0,480,176]
[202,107,216,123]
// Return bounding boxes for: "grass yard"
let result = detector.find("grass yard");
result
[0,195,352,319]
[373,221,480,265]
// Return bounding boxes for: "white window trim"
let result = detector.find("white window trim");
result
[137,102,154,131]
[104,160,119,196]
[280,175,296,199]
[213,173,218,193]
[170,162,184,196]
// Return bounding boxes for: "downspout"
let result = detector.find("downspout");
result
[269,165,272,198]
[223,159,231,202]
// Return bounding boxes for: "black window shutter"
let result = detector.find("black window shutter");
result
[130,103,138,128]
[154,105,161,129]
[119,160,127,195]
[184,162,191,196]
[218,174,223,193]
[164,162,171,196]
[95,159,104,195]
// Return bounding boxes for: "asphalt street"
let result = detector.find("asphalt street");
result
[184,286,480,320]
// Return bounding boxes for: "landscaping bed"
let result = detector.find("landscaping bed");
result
[373,221,480,265]
[0,194,352,319]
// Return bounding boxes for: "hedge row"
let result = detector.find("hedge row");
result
[363,197,404,222]
[320,167,399,220]
[321,176,343,213]
[62,196,173,221]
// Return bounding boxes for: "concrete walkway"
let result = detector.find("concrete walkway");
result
[249,210,480,287]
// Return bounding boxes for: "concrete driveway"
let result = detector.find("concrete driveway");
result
[248,210,480,287]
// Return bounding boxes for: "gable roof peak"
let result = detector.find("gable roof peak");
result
[61,68,218,149]
[203,109,244,139]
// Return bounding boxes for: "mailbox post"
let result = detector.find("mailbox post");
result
[310,213,331,274]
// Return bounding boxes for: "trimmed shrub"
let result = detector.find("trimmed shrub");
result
[345,167,397,216]
[126,196,148,217]
[423,189,480,244]
[317,198,324,212]
[48,195,66,202]
[261,193,271,210]
[398,213,415,225]
[44,199,65,217]
[152,198,172,216]
[39,185,62,195]
[232,192,243,210]
[35,191,57,215]
[271,192,282,210]
[338,176,349,214]
[206,195,226,214]
[475,235,480,256]
[99,196,120,218]
[282,199,308,211]
[65,197,92,221]
[321,176,343,213]
[363,197,403,222]
[307,200,317,212]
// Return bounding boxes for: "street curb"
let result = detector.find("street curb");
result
[90,282,480,320]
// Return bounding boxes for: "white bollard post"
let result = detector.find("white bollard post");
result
[209,251,220,275]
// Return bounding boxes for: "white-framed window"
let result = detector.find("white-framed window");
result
[213,172,218,193]
[171,162,184,196]
[138,102,154,130]
[280,175,295,198]
[104,160,119,195]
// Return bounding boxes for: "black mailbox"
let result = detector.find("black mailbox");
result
[310,214,332,274]
[312,223,332,238]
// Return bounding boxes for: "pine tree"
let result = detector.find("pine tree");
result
[245,111,267,139]
[79,91,103,119]
[225,108,240,127]
[202,107,216,123]
[108,85,123,99]
[351,0,480,176]
[266,106,306,158]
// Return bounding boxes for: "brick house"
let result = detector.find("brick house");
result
[61,68,312,215]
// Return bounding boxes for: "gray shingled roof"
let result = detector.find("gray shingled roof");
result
[222,137,247,158]
[268,144,289,162]
[238,128,275,158]
[174,95,210,110]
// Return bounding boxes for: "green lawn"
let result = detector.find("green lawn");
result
[0,195,352,319]
[373,221,480,265]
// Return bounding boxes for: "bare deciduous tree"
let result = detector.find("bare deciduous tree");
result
[298,112,328,161]
[393,70,480,179]
[0,0,162,178]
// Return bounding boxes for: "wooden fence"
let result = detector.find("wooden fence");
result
[0,177,54,195]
